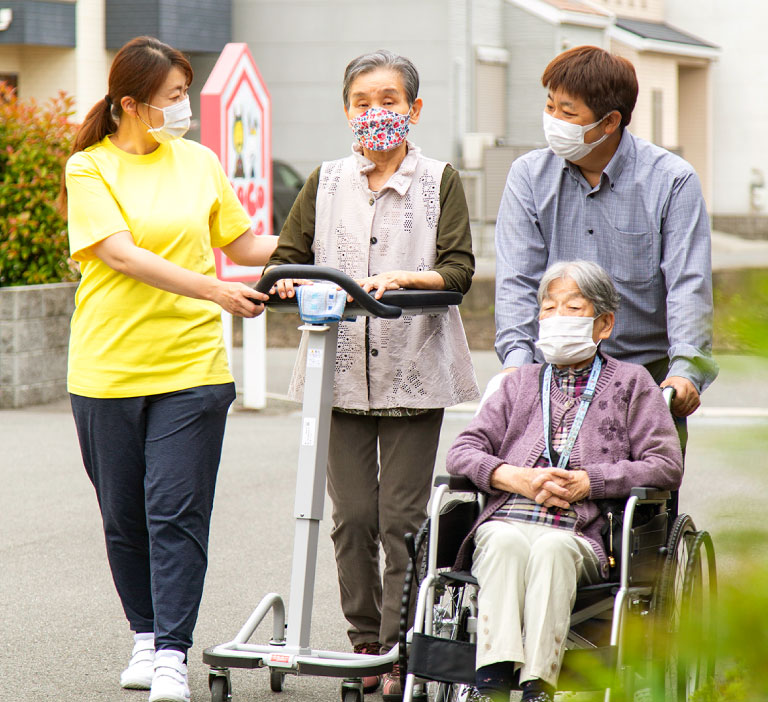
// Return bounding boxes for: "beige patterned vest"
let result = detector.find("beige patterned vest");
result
[288,143,479,410]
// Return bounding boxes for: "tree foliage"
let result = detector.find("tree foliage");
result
[0,84,79,286]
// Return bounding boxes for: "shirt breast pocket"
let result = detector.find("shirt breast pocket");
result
[608,227,656,284]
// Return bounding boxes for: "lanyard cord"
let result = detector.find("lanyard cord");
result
[542,356,602,469]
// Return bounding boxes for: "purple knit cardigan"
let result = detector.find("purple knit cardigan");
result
[446,354,683,578]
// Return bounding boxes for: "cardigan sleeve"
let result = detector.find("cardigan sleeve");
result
[265,166,320,268]
[434,165,475,294]
[582,382,684,499]
[446,373,516,495]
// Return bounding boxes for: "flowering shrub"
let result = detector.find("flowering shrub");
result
[0,84,79,286]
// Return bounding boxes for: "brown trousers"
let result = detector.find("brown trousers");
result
[327,408,444,650]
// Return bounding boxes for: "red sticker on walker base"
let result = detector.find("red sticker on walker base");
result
[270,654,291,663]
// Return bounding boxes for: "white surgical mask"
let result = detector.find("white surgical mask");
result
[542,111,610,162]
[143,96,191,143]
[535,315,599,366]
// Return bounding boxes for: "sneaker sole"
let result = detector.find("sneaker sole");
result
[121,678,152,690]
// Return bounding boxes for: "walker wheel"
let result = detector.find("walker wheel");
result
[270,668,286,692]
[342,688,363,702]
[210,675,230,702]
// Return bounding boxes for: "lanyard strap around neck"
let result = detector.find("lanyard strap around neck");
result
[542,356,602,469]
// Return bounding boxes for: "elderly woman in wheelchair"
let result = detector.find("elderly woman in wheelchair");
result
[445,260,683,702]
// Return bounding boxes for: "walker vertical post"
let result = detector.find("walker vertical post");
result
[286,323,339,650]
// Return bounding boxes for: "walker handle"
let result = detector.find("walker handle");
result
[254,265,403,319]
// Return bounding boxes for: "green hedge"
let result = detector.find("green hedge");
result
[0,85,79,286]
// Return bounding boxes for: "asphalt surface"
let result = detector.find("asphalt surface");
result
[3,344,768,702]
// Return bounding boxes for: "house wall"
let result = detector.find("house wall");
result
[667,0,766,216]
[678,63,712,207]
[593,0,664,22]
[504,4,556,146]
[75,0,110,121]
[232,0,458,178]
[611,42,678,148]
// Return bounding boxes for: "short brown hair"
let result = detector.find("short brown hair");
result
[541,46,638,128]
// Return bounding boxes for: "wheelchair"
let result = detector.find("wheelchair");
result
[397,393,717,702]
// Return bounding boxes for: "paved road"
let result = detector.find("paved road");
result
[2,349,767,702]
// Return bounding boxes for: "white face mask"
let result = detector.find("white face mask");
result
[143,96,191,143]
[535,315,599,366]
[542,111,610,162]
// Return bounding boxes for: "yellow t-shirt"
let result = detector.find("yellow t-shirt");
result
[66,136,251,398]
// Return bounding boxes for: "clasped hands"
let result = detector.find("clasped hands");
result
[490,463,591,510]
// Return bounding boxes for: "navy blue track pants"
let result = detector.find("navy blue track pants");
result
[70,382,236,652]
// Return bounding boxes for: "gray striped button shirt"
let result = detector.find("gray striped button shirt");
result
[494,129,718,392]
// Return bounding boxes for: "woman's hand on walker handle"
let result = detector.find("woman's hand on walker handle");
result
[211,281,268,318]
[355,269,446,301]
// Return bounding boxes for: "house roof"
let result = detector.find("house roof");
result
[614,17,718,49]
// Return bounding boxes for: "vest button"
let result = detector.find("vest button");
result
[370,236,378,244]
[370,348,379,357]
[369,197,375,206]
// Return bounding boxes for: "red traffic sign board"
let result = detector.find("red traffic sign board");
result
[201,43,272,282]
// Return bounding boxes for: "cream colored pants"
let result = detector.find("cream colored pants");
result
[471,520,601,687]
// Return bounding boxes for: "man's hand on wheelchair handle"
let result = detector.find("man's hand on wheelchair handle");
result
[660,376,700,417]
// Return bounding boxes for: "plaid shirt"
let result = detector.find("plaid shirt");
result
[492,361,593,530]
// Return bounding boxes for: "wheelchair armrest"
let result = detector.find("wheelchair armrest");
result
[433,475,478,492]
[629,487,671,502]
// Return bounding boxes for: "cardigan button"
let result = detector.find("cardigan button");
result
[370,348,379,357]
[369,197,375,206]
[370,236,378,245]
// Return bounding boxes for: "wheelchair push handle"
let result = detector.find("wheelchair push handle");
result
[254,264,403,319]
[662,385,676,411]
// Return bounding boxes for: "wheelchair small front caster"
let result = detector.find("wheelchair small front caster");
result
[209,670,231,702]
[341,677,364,702]
[270,668,286,692]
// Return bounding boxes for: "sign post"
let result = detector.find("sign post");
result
[201,43,272,409]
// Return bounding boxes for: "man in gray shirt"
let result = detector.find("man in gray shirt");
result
[495,46,718,421]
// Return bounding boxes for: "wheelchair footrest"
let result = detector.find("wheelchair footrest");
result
[409,633,476,686]
[409,634,617,692]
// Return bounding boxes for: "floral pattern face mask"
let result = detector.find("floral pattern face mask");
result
[349,107,411,151]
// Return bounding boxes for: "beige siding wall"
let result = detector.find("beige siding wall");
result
[611,42,678,148]
[678,64,712,205]
[17,47,77,103]
[593,0,664,21]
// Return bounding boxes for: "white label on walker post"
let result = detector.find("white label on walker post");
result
[307,348,323,368]
[302,418,316,446]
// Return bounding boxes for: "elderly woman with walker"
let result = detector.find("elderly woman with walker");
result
[63,36,276,702]
[266,49,479,700]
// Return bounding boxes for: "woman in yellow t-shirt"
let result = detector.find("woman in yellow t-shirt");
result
[62,36,276,702]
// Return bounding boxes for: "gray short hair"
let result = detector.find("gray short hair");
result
[343,50,420,109]
[537,260,620,316]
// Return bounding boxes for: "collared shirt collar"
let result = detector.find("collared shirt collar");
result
[351,140,421,196]
[562,128,633,190]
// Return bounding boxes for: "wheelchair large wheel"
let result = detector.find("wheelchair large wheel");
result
[679,530,717,697]
[652,514,716,701]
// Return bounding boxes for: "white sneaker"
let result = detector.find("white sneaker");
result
[149,651,190,702]
[120,638,155,689]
